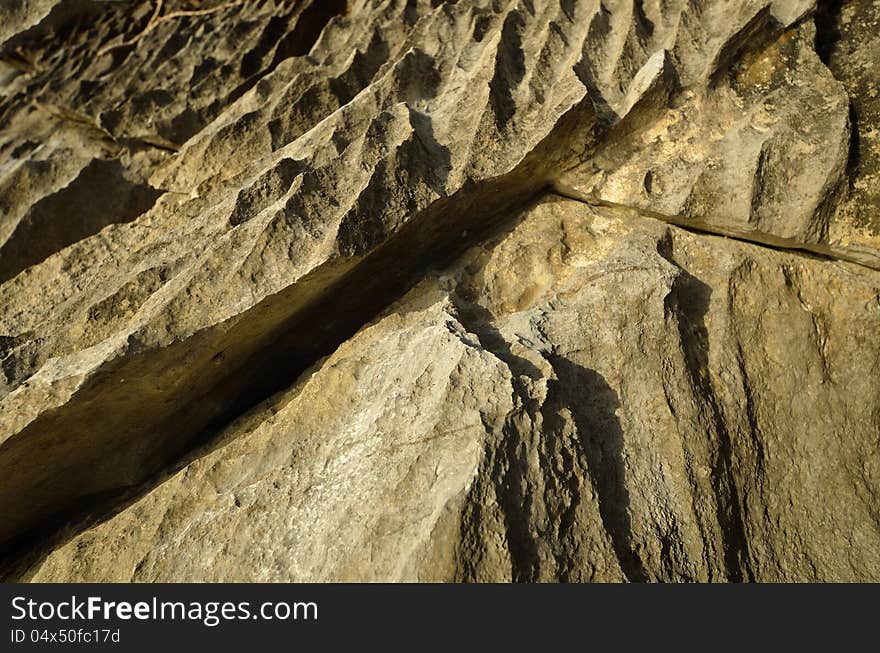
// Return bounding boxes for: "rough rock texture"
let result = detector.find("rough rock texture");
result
[0,0,62,49]
[819,0,880,252]
[0,0,878,582]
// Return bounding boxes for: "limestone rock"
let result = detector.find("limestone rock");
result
[0,0,64,49]
[0,0,878,581]
[18,196,880,582]
[820,0,880,260]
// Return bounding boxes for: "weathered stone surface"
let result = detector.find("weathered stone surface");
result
[16,197,880,582]
[0,0,878,581]
[820,0,880,256]
[0,0,63,49]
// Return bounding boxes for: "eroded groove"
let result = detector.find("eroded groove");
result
[225,0,349,112]
[271,0,348,62]
[161,0,350,143]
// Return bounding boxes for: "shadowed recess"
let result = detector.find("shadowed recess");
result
[0,159,163,284]
[550,356,648,582]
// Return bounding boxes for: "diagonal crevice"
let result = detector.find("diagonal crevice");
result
[550,181,880,272]
[0,90,597,570]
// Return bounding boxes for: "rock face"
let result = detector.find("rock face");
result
[0,0,877,582]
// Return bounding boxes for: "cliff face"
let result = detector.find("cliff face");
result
[0,0,877,582]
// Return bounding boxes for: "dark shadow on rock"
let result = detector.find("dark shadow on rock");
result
[329,29,390,107]
[226,0,349,122]
[488,10,526,132]
[450,295,647,581]
[450,296,541,382]
[845,102,862,185]
[449,294,544,581]
[815,0,844,65]
[633,0,655,38]
[406,106,452,195]
[336,107,452,256]
[0,159,163,284]
[657,231,754,581]
[548,355,648,582]
[271,0,348,64]
[394,49,443,106]
[573,5,620,127]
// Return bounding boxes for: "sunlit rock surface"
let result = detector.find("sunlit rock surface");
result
[0,0,877,581]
